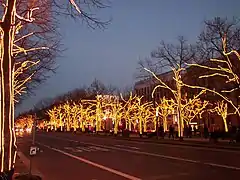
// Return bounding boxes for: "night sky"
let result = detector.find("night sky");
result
[16,0,240,114]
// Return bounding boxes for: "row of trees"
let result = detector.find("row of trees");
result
[136,17,240,136]
[17,86,232,139]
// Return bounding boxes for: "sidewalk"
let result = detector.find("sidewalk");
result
[13,153,29,179]
[13,151,43,180]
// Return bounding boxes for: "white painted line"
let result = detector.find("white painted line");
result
[65,147,84,153]
[76,147,92,152]
[99,144,199,163]
[37,142,141,180]
[39,134,240,154]
[115,145,140,150]
[115,145,125,147]
[204,162,240,171]
[89,146,110,152]
[89,143,240,171]
[75,149,83,153]
[129,147,140,150]
[37,135,240,171]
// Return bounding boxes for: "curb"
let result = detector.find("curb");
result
[14,151,43,179]
[81,133,240,151]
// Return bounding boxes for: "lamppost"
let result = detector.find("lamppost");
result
[156,107,159,139]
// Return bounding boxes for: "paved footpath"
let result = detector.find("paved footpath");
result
[17,132,240,180]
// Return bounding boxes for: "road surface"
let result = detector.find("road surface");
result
[17,132,240,180]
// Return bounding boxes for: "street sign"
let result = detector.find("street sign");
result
[30,146,37,156]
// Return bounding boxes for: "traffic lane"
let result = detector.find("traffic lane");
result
[17,138,125,180]
[36,135,240,180]
[44,132,240,168]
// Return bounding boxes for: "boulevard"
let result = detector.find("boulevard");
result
[17,132,240,180]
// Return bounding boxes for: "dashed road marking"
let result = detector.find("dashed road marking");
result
[76,147,93,152]
[89,146,110,152]
[115,144,140,150]
[63,146,110,153]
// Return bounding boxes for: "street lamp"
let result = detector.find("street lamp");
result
[156,107,159,139]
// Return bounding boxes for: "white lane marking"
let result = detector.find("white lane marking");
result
[36,142,141,180]
[204,162,240,171]
[86,143,240,171]
[75,149,83,152]
[98,143,199,163]
[115,144,140,150]
[38,135,240,171]
[89,146,110,152]
[76,147,92,152]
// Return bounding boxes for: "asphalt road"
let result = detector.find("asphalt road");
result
[17,132,240,180]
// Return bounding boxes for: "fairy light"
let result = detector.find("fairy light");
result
[0,0,50,172]
[209,101,235,132]
[157,97,175,132]
[47,106,58,131]
[145,65,208,138]
[182,97,208,125]
[186,35,240,116]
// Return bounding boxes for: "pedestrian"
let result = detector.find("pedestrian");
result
[159,124,164,138]
[168,125,174,139]
[193,126,197,136]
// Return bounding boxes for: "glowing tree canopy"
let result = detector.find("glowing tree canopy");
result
[209,101,235,132]
[157,97,175,132]
[145,65,207,138]
[186,35,240,116]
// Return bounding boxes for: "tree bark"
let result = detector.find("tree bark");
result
[0,0,17,177]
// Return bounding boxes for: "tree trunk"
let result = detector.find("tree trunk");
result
[139,119,143,135]
[223,117,228,132]
[113,115,118,135]
[0,0,17,178]
[163,117,167,132]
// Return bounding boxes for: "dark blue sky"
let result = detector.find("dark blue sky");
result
[16,0,240,113]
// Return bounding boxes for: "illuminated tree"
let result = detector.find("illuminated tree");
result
[186,35,240,117]
[120,93,139,131]
[15,115,33,130]
[139,102,154,134]
[182,97,208,125]
[157,97,175,132]
[209,101,235,132]
[71,102,81,132]
[55,104,65,131]
[110,99,124,135]
[145,67,207,138]
[47,106,58,131]
[95,96,104,131]
[0,0,109,177]
[142,36,201,137]
[197,17,240,60]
